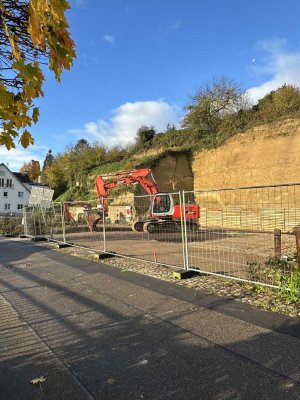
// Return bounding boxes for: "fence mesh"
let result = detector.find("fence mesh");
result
[23,204,63,240]
[0,214,23,236]
[184,184,300,286]
[62,200,104,251]
[104,192,185,267]
[18,183,300,289]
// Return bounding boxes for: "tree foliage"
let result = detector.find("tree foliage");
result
[20,158,40,181]
[183,77,249,147]
[43,142,112,197]
[42,148,54,171]
[135,125,156,149]
[74,138,91,152]
[0,0,75,149]
[253,84,300,123]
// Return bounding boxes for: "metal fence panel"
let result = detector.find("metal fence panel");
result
[0,213,23,236]
[23,204,63,240]
[63,200,104,252]
[47,203,64,242]
[104,192,185,268]
[184,184,300,287]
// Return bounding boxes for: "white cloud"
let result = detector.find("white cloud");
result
[0,145,48,171]
[102,35,115,45]
[247,39,300,102]
[68,100,181,147]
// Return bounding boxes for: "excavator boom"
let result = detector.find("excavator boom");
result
[94,168,159,209]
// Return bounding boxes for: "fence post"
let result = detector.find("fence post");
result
[38,207,42,236]
[23,207,26,236]
[294,229,300,269]
[50,222,53,241]
[33,208,37,237]
[61,202,66,243]
[179,191,186,270]
[182,191,189,271]
[274,229,282,259]
[102,198,107,253]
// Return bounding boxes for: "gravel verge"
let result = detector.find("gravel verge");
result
[37,241,300,319]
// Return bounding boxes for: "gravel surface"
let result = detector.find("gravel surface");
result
[38,241,300,319]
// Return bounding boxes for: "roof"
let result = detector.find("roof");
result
[13,172,32,184]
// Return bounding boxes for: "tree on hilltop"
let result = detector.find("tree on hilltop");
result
[183,77,249,147]
[42,149,54,171]
[253,84,300,122]
[136,125,156,149]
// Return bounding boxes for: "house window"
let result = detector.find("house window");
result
[18,191,24,198]
[17,204,23,210]
[3,191,8,197]
[6,179,13,188]
[4,203,10,210]
[0,178,4,187]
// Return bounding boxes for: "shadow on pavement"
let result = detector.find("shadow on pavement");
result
[0,239,300,399]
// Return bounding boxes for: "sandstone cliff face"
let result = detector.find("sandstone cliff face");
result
[135,152,194,195]
[192,119,300,190]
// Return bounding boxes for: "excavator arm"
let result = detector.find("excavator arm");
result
[94,168,159,212]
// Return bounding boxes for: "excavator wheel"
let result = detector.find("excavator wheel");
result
[132,221,144,232]
[143,221,157,234]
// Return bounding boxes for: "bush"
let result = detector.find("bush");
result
[252,84,300,124]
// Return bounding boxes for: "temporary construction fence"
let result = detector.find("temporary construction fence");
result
[184,183,300,287]
[0,213,23,236]
[21,182,300,289]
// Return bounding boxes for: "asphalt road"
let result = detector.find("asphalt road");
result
[0,238,300,400]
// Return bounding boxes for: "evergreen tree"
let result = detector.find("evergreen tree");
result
[42,149,54,171]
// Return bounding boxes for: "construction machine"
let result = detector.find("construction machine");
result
[63,202,103,232]
[94,168,199,233]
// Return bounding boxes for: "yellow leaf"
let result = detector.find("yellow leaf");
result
[31,376,46,385]
[1,17,20,60]
[32,107,40,123]
[19,130,34,148]
[0,133,16,150]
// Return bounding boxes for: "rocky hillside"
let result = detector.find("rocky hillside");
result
[129,118,300,194]
[192,118,300,190]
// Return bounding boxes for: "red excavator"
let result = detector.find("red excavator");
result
[94,168,199,233]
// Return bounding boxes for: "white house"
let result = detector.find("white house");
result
[0,163,48,214]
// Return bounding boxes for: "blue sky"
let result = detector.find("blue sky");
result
[2,0,300,169]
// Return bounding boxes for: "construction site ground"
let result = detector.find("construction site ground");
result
[54,224,296,280]
[1,238,300,399]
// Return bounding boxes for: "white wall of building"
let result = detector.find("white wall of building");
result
[0,164,31,214]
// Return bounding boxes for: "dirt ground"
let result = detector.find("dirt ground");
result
[54,223,297,285]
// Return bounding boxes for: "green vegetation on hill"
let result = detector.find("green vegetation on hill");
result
[43,81,300,201]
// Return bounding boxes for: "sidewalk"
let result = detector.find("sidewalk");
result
[1,238,300,399]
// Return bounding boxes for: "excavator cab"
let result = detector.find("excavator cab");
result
[151,194,174,216]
